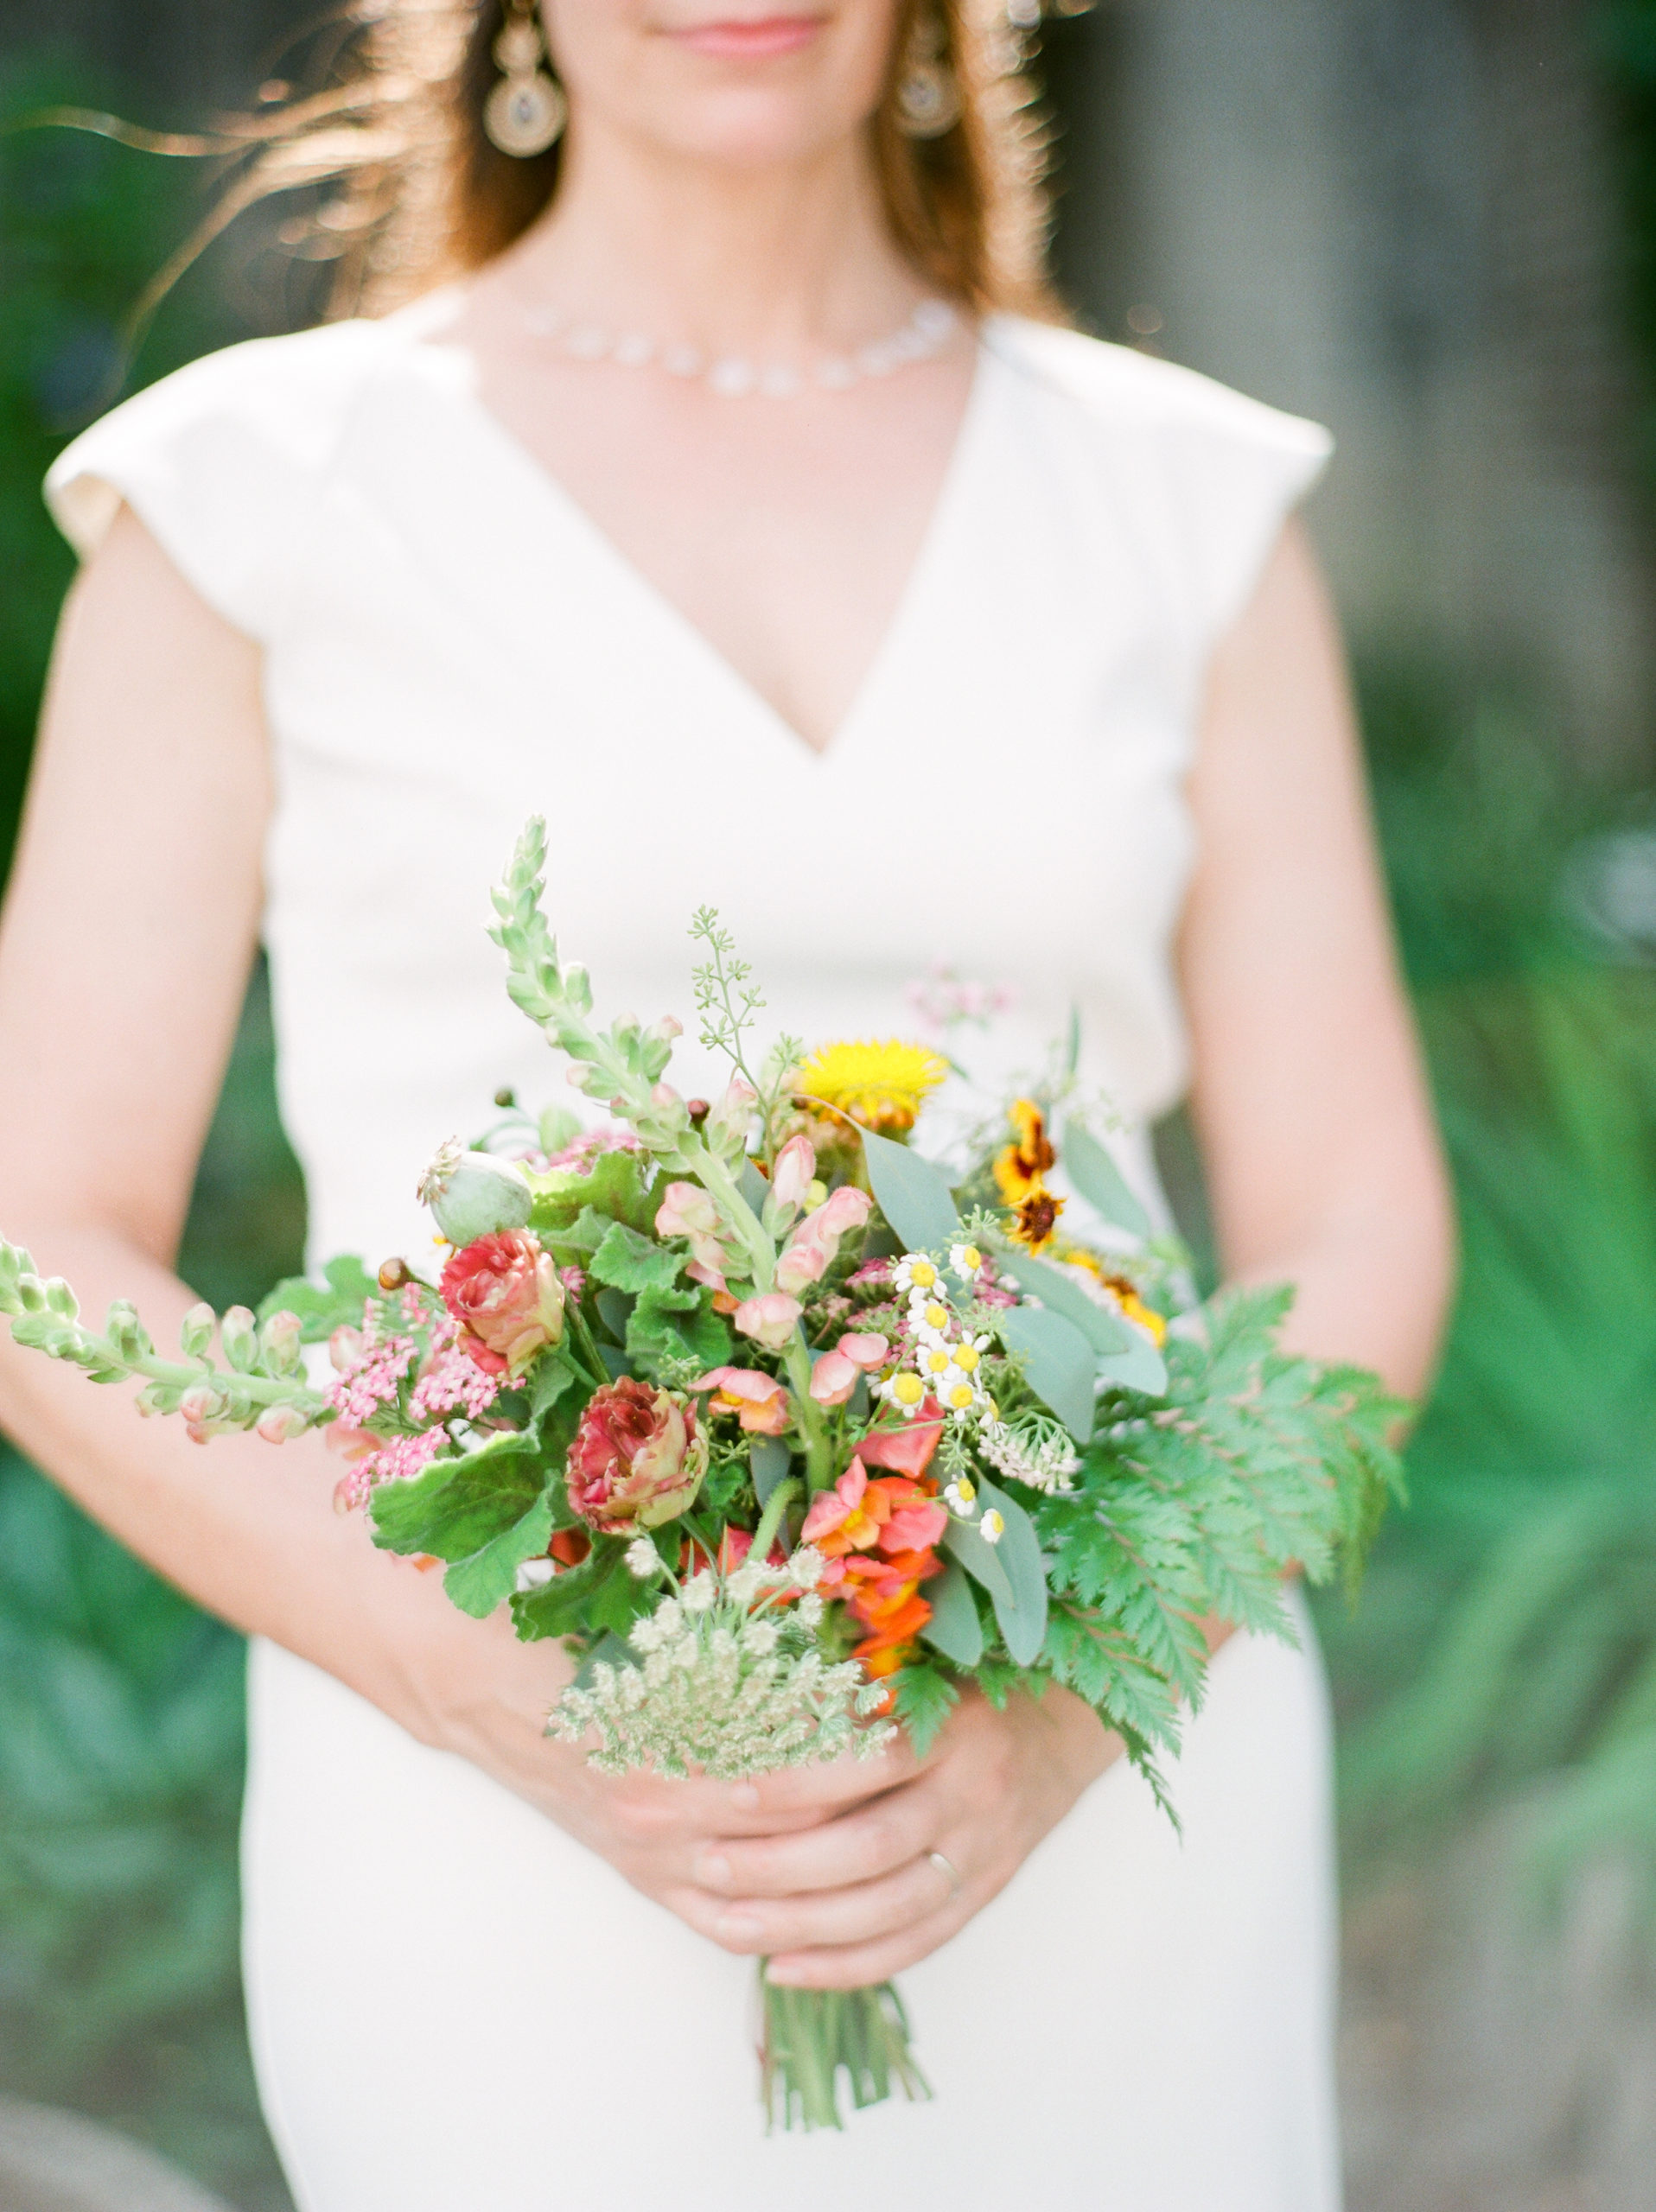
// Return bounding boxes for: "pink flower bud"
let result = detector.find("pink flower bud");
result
[733,1291,803,1351]
[649,1014,685,1044]
[705,1074,759,1147]
[178,1385,225,1426]
[771,1135,818,1210]
[651,1083,682,1112]
[256,1403,309,1445]
[837,1332,890,1370]
[809,1350,859,1406]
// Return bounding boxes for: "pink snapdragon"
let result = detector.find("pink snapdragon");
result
[733,1291,802,1350]
[694,1367,791,1435]
[837,1332,889,1370]
[808,1350,859,1406]
[655,1182,730,1293]
[774,1185,873,1297]
[771,1135,817,1211]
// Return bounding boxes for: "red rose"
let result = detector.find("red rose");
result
[567,1378,708,1534]
[440,1229,565,1377]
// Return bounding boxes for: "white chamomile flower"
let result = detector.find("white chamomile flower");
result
[880,1369,928,1416]
[949,1242,984,1280]
[938,1373,981,1417]
[893,1253,941,1297]
[920,1344,957,1382]
[980,1509,1006,1544]
[944,1475,978,1516]
[625,1536,661,1579]
[912,1295,955,1340]
[951,1341,984,1375]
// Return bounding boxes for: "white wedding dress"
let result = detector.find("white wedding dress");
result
[49,301,1341,2211]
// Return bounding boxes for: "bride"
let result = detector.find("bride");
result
[0,0,1450,2204]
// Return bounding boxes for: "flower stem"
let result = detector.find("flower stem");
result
[748,1477,799,1567]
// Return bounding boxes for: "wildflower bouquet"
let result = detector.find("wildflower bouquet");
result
[0,819,1405,2132]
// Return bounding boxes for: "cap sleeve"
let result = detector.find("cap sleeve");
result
[43,323,380,643]
[985,320,1334,664]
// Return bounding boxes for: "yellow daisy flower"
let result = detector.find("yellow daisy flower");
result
[793,1039,949,1135]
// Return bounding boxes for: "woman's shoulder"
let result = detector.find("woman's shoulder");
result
[983,314,1333,468]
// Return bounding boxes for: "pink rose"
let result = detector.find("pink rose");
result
[695,1367,792,1435]
[774,1185,873,1297]
[733,1290,803,1350]
[809,1350,859,1406]
[440,1229,566,1377]
[566,1378,708,1533]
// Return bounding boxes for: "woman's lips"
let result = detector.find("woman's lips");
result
[665,14,827,58]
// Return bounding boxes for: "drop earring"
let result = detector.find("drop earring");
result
[484,0,568,158]
[895,10,961,139]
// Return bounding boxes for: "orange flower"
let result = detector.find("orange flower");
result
[1008,1184,1065,1254]
[993,1098,1057,1205]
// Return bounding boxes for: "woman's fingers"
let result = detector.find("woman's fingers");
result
[692,1774,939,1898]
[761,1900,970,1991]
[670,1847,952,1956]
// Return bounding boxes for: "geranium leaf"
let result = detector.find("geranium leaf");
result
[1060,1117,1152,1239]
[589,1222,683,1294]
[994,1305,1097,1445]
[442,1493,556,1619]
[256,1254,378,1342]
[920,1561,984,1667]
[368,1432,546,1560]
[861,1129,960,1253]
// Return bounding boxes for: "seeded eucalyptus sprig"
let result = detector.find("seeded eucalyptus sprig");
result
[0,1239,328,1437]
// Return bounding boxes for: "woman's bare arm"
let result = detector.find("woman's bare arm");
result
[1181,519,1455,1398]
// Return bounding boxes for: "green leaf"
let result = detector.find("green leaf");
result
[589,1221,684,1295]
[510,1558,599,1642]
[861,1129,960,1253]
[528,1349,580,1424]
[976,1478,1048,1666]
[920,1561,984,1666]
[1096,1336,1169,1396]
[442,1492,555,1619]
[368,1432,546,1561]
[892,1662,961,1758]
[1060,1116,1152,1240]
[943,1515,1015,1606]
[750,1435,793,1506]
[987,1239,1137,1355]
[626,1282,731,1376]
[529,1147,659,1237]
[995,1304,1097,1444]
[256,1255,378,1343]
[595,1287,633,1343]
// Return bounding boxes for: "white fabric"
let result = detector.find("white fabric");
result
[48,307,1340,2210]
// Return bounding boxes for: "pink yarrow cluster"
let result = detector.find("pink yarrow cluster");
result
[325,1285,500,1512]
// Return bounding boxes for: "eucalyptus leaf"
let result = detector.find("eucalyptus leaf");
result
[920,1560,984,1666]
[861,1129,960,1253]
[1097,1336,1169,1397]
[750,1435,793,1506]
[976,1478,1048,1666]
[994,1304,1097,1445]
[943,1515,1015,1606]
[738,1158,770,1213]
[987,1238,1137,1355]
[1060,1116,1152,1240]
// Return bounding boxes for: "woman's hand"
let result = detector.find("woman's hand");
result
[661,1686,1120,1987]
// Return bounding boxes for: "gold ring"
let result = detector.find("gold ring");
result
[928,1849,963,1900]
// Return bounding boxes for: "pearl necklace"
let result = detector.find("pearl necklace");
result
[519,296,959,398]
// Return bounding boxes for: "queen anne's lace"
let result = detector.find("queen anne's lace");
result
[549,1557,895,1779]
[978,1413,1080,1495]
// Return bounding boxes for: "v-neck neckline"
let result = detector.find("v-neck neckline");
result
[410,317,996,763]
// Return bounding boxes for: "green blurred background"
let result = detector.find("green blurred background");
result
[3,3,1656,2206]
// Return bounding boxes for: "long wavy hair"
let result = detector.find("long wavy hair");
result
[88,0,1062,344]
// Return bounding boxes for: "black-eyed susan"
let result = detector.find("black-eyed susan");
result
[1007,1183,1066,1253]
[793,1038,949,1135]
[992,1097,1057,1206]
